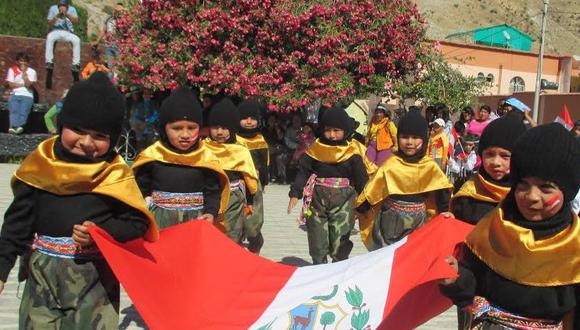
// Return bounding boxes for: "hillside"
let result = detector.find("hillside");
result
[77,0,580,55]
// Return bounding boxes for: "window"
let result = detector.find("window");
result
[486,73,494,83]
[509,76,525,93]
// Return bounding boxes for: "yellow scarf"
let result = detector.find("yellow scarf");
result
[466,207,580,286]
[14,137,159,242]
[349,139,378,176]
[452,173,511,207]
[132,141,230,214]
[203,139,259,195]
[236,133,270,165]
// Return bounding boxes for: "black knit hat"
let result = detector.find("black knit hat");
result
[320,106,353,137]
[238,99,261,120]
[158,87,202,128]
[478,116,526,156]
[397,108,429,142]
[209,97,239,133]
[58,72,124,145]
[510,123,580,203]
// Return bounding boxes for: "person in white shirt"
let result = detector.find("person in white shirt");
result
[45,0,80,87]
[6,52,37,134]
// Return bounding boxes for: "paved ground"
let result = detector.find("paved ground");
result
[0,163,455,329]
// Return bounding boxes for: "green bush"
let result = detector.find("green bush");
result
[0,0,88,41]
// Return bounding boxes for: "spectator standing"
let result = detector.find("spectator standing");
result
[263,114,288,183]
[466,105,492,137]
[427,118,450,172]
[45,0,81,88]
[284,113,303,164]
[92,3,124,79]
[365,104,397,166]
[81,48,109,80]
[292,123,315,162]
[6,52,37,134]
[44,89,68,134]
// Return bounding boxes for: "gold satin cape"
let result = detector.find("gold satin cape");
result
[132,141,230,215]
[451,173,511,209]
[236,133,270,166]
[14,137,159,242]
[466,207,580,286]
[305,139,377,176]
[355,154,453,250]
[203,139,259,195]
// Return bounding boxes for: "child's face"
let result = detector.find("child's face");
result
[165,120,199,151]
[240,117,258,130]
[303,125,312,135]
[210,126,231,143]
[515,177,564,222]
[374,111,385,122]
[60,126,111,158]
[399,134,423,156]
[431,124,443,134]
[323,127,344,141]
[464,142,475,153]
[482,146,511,180]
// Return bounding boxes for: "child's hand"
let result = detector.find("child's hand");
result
[199,214,214,223]
[440,212,455,218]
[72,221,96,247]
[440,256,459,286]
[244,205,253,216]
[288,197,298,214]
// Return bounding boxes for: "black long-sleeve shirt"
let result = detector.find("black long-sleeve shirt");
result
[289,154,368,199]
[0,180,150,282]
[249,148,269,187]
[134,161,222,217]
[452,197,496,225]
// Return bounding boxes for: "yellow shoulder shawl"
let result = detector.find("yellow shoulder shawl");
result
[203,139,258,195]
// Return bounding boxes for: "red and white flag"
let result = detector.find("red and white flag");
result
[90,216,473,330]
[554,104,574,130]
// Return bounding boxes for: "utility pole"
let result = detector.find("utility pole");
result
[532,0,549,122]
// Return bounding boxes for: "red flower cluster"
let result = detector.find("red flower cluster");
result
[115,0,426,111]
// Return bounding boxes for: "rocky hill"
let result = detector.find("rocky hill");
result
[78,0,580,55]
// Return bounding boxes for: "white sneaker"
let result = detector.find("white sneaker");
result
[14,127,24,134]
[8,127,16,134]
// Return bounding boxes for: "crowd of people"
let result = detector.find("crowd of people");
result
[0,0,578,329]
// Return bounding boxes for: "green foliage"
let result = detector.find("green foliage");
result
[351,309,370,330]
[319,311,336,327]
[0,0,88,41]
[345,286,363,308]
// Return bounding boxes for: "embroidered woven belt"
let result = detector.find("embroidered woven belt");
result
[315,177,350,188]
[469,296,563,330]
[151,191,204,211]
[384,198,427,213]
[299,175,351,224]
[229,179,246,195]
[33,235,102,260]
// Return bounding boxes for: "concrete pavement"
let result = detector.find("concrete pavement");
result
[0,163,455,329]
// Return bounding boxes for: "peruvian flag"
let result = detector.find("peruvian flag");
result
[90,216,473,329]
[554,104,574,130]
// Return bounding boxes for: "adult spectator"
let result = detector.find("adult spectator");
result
[263,113,288,183]
[458,106,474,128]
[6,52,37,134]
[92,3,124,79]
[284,113,303,161]
[45,0,81,88]
[466,105,492,137]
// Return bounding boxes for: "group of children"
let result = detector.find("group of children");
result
[0,74,577,329]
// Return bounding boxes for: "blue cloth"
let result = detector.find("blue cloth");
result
[47,5,78,33]
[505,97,529,112]
[8,95,33,128]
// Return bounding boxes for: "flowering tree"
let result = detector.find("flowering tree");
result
[116,0,426,111]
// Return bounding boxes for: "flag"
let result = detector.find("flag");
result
[90,216,474,330]
[554,104,574,130]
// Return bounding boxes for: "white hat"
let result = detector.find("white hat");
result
[432,118,445,127]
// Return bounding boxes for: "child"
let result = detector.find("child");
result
[287,106,369,264]
[236,99,269,254]
[0,72,158,329]
[365,103,397,166]
[204,97,259,244]
[44,88,68,134]
[356,109,453,250]
[448,134,480,191]
[427,118,450,172]
[81,48,110,80]
[440,123,579,329]
[451,116,526,225]
[132,87,229,229]
[292,122,315,162]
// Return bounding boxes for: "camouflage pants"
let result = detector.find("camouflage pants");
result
[244,183,264,253]
[19,251,119,330]
[373,199,428,247]
[224,188,246,244]
[149,204,204,229]
[305,185,355,264]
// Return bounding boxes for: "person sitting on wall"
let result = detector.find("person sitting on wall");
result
[45,0,81,88]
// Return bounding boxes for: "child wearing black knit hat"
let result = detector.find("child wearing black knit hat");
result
[287,106,369,264]
[355,109,453,250]
[0,72,158,328]
[204,98,259,245]
[236,99,269,254]
[132,87,229,229]
[451,115,527,225]
[441,123,580,329]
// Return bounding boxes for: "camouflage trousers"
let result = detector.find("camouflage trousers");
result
[243,183,264,253]
[19,251,119,330]
[149,204,204,229]
[305,185,355,264]
[223,187,246,244]
[373,198,428,247]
